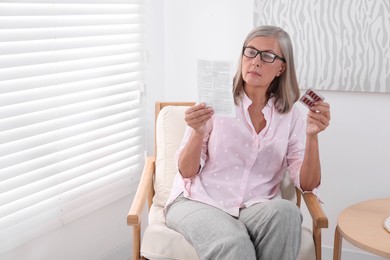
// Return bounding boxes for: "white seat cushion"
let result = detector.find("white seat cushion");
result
[142,204,198,260]
[141,223,198,260]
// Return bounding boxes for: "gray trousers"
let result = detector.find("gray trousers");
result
[165,196,302,260]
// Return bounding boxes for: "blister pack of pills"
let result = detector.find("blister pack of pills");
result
[299,88,325,109]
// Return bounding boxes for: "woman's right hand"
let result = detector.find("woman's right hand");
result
[184,103,214,135]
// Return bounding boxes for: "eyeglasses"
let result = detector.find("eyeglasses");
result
[242,47,286,63]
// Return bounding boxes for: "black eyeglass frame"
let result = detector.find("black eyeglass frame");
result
[242,46,286,63]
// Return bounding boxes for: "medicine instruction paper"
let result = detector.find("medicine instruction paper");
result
[197,60,236,117]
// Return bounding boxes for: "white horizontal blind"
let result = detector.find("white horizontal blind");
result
[0,0,145,253]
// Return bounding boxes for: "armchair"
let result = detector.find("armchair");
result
[127,101,328,260]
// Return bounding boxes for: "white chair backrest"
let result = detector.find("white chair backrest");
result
[153,105,189,207]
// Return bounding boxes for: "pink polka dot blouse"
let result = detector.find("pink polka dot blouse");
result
[166,93,313,217]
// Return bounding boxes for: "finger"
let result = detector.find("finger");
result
[187,115,214,133]
[186,111,213,126]
[307,120,327,134]
[186,103,208,114]
[311,102,330,112]
[185,106,213,121]
[193,112,213,123]
[310,103,331,120]
[308,113,329,128]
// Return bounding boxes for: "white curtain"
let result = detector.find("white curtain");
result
[0,0,145,253]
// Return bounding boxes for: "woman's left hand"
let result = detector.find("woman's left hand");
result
[306,101,331,135]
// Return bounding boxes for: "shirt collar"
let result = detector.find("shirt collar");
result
[241,91,275,112]
[242,91,252,110]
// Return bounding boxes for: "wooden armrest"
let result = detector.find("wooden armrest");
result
[127,156,155,226]
[302,192,328,229]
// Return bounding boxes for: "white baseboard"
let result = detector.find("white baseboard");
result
[96,241,388,260]
[97,240,132,260]
[322,245,387,260]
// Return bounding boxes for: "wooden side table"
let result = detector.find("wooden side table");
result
[333,198,390,259]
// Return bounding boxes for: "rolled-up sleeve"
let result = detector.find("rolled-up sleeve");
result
[286,108,321,201]
[174,120,213,195]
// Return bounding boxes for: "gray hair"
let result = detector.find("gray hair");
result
[232,25,300,113]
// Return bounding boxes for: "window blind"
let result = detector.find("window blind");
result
[0,0,145,253]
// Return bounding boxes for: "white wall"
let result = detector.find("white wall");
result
[146,0,390,259]
[143,0,166,156]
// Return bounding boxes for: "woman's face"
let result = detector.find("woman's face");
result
[241,36,286,90]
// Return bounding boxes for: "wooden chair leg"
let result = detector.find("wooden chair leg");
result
[333,225,342,260]
[132,224,141,260]
[313,224,322,260]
